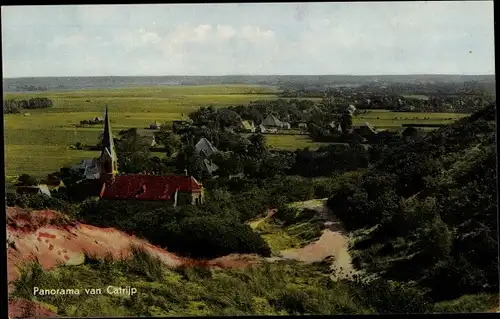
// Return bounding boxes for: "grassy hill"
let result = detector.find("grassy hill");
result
[327,102,497,302]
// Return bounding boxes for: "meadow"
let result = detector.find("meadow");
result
[4,85,469,178]
[4,85,279,178]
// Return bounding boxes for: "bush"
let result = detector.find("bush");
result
[274,206,299,226]
[79,200,271,259]
[163,216,272,259]
[350,280,433,314]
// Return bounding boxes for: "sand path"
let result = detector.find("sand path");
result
[278,199,357,279]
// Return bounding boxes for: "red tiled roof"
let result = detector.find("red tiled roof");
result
[100,175,202,201]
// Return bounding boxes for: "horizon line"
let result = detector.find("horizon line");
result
[3,73,496,80]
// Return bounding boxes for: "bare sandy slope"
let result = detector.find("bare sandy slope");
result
[6,207,266,318]
[279,198,357,279]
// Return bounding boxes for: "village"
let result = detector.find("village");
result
[13,101,419,202]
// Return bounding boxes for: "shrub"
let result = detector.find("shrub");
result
[79,200,271,259]
[274,206,299,226]
[163,216,272,259]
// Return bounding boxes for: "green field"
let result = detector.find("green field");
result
[264,135,331,150]
[4,85,469,178]
[401,94,430,101]
[355,109,467,129]
[4,85,280,178]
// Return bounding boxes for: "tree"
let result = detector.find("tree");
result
[211,151,243,178]
[154,128,181,157]
[174,145,210,180]
[247,133,268,158]
[340,113,353,132]
[115,128,152,173]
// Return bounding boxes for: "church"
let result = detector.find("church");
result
[97,105,205,206]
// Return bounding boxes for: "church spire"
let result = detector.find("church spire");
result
[100,104,118,178]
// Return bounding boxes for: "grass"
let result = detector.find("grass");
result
[264,135,330,150]
[401,95,430,101]
[10,245,371,316]
[11,245,497,316]
[5,145,100,178]
[250,204,326,255]
[354,110,468,129]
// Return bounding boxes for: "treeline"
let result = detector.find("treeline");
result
[9,84,49,92]
[280,82,494,113]
[3,97,54,114]
[327,103,497,302]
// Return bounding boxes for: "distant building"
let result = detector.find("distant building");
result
[241,120,256,133]
[257,124,267,133]
[329,121,342,133]
[45,179,66,191]
[203,159,219,175]
[71,159,101,180]
[195,138,219,174]
[298,123,308,129]
[352,122,377,137]
[149,121,161,130]
[195,138,218,158]
[16,184,51,197]
[262,115,283,128]
[281,122,291,129]
[347,104,357,116]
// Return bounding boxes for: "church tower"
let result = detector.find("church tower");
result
[100,104,118,182]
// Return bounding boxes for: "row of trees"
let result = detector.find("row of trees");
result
[10,84,49,91]
[3,97,54,114]
[280,83,494,113]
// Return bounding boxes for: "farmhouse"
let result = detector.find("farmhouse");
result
[257,124,267,133]
[298,123,307,129]
[195,138,218,157]
[194,138,219,174]
[347,104,356,115]
[71,159,101,180]
[45,179,66,191]
[97,105,204,206]
[352,122,377,137]
[17,184,51,197]
[262,115,291,130]
[329,121,342,133]
[241,120,256,133]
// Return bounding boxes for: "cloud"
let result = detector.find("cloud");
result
[1,2,495,77]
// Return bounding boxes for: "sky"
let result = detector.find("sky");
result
[1,2,495,78]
